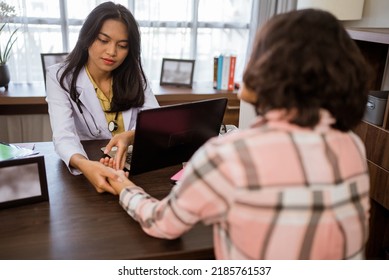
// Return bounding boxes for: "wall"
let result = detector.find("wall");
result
[238,0,389,129]
[344,0,389,28]
[0,115,52,143]
[238,100,256,129]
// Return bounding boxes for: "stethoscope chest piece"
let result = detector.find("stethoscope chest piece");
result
[108,111,119,132]
[108,120,118,132]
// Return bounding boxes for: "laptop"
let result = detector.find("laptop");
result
[102,97,228,175]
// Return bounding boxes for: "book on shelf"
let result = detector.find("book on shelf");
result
[213,54,236,91]
[213,56,218,89]
[216,54,224,90]
[221,55,230,90]
[228,55,236,91]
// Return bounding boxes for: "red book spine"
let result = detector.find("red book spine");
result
[228,55,236,91]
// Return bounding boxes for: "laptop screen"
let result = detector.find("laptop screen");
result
[129,97,228,175]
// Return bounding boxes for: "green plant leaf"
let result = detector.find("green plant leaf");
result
[3,28,17,61]
[0,26,18,64]
[0,1,18,64]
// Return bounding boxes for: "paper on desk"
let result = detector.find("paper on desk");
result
[170,168,185,182]
[15,143,35,150]
[0,142,37,161]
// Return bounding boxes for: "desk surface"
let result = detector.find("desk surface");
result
[0,140,214,260]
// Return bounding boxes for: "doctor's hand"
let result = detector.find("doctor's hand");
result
[83,161,122,194]
[70,154,120,194]
[103,130,135,170]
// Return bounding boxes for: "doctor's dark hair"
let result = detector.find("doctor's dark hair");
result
[58,1,146,111]
[243,9,370,131]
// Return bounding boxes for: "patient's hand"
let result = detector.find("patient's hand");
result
[100,156,130,179]
[100,156,115,168]
[107,169,136,195]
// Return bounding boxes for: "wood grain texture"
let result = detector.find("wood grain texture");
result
[0,141,214,260]
[0,82,240,126]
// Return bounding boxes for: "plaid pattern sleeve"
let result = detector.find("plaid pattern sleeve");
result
[119,111,370,259]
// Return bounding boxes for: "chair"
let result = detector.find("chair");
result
[40,52,68,86]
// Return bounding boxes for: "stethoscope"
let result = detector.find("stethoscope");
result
[108,112,119,132]
[75,96,119,136]
[75,96,102,137]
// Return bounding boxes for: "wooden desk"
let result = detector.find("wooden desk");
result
[0,82,47,114]
[0,140,214,260]
[0,82,240,126]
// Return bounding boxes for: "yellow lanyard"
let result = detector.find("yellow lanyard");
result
[85,66,124,135]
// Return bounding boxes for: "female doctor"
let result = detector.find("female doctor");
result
[45,2,159,194]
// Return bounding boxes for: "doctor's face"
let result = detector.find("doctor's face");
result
[87,19,129,74]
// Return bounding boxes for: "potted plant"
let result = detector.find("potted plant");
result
[0,1,17,90]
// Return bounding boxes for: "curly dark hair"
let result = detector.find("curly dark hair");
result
[58,1,146,112]
[243,9,371,131]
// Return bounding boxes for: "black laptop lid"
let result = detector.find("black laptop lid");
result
[130,98,228,175]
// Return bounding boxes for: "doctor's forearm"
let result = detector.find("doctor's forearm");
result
[69,153,90,172]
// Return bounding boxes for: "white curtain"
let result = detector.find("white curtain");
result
[239,0,297,129]
[5,0,254,84]
[1,0,264,142]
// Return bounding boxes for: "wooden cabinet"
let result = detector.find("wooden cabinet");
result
[0,82,240,120]
[348,28,389,259]
[0,82,240,143]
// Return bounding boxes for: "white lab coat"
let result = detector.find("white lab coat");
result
[45,63,159,175]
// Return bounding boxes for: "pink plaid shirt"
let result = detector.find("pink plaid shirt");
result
[119,110,370,259]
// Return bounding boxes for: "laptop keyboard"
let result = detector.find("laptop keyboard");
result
[124,152,132,170]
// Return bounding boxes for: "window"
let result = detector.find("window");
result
[5,0,255,85]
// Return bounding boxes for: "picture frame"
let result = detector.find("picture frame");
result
[160,58,195,88]
[0,156,49,209]
[41,52,68,85]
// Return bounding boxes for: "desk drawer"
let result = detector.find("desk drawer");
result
[354,121,389,171]
[368,160,389,209]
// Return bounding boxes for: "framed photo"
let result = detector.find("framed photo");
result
[160,58,195,88]
[0,156,49,209]
[41,52,68,85]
